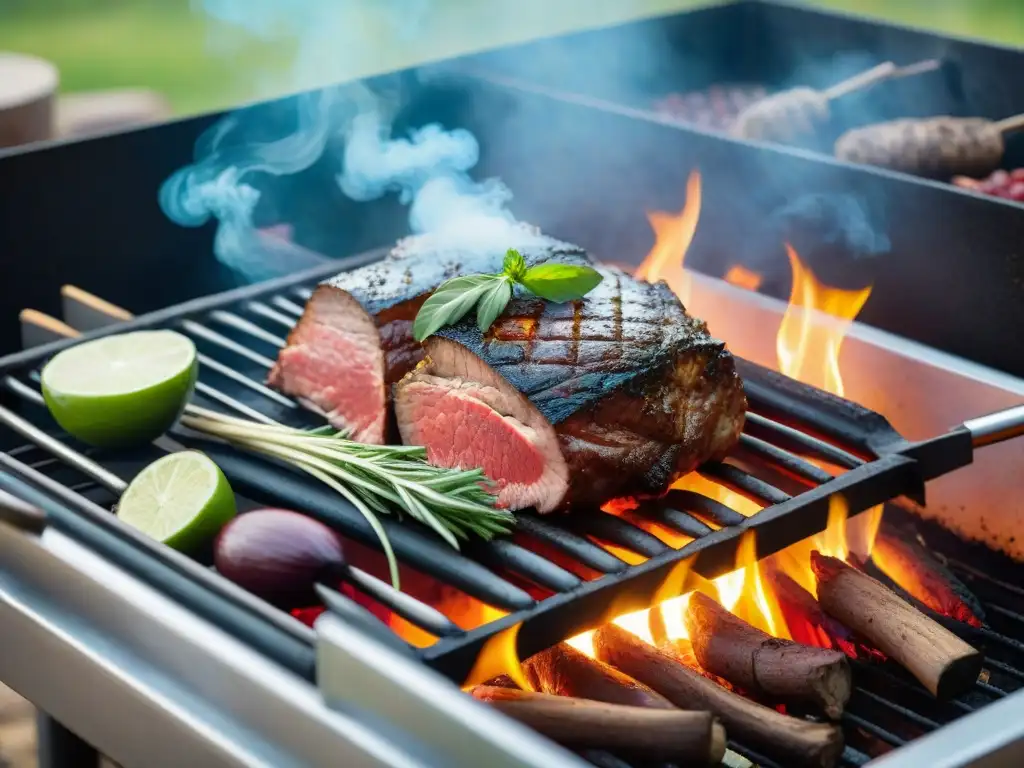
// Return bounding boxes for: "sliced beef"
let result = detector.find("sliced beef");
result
[394,267,746,511]
[268,228,589,443]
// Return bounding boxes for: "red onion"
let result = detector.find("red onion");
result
[214,509,345,606]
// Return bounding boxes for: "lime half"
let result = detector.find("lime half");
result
[117,451,236,551]
[41,330,198,448]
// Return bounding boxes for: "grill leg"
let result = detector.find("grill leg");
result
[36,712,98,768]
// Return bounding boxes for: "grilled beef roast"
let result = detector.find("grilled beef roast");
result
[394,266,747,512]
[268,228,588,443]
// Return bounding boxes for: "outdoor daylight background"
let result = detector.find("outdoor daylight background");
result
[2,0,1023,118]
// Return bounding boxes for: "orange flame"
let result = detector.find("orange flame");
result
[388,172,948,689]
[776,244,872,398]
[635,170,701,304]
[775,243,883,565]
[561,175,889,662]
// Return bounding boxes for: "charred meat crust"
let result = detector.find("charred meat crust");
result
[433,271,727,424]
[315,235,592,385]
[268,232,591,439]
[424,267,746,507]
[321,235,592,318]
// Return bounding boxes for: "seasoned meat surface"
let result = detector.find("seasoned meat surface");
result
[269,228,588,441]
[396,264,747,510]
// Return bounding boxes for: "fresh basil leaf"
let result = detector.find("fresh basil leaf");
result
[502,248,527,282]
[519,264,603,303]
[413,274,501,341]
[476,276,513,333]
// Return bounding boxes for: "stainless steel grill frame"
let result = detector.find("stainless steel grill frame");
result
[4,250,1024,767]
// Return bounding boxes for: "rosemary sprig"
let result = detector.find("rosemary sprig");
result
[179,405,514,589]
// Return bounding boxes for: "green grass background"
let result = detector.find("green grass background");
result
[2,0,1022,117]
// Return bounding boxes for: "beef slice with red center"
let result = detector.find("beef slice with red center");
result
[394,267,747,512]
[268,228,591,443]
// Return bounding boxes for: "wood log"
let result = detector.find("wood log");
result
[765,568,884,662]
[0,53,58,149]
[471,686,725,765]
[594,624,843,768]
[870,521,984,626]
[811,552,982,699]
[482,674,520,689]
[684,592,851,718]
[523,643,673,709]
[480,668,659,768]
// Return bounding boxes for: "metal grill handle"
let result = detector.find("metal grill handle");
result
[963,404,1024,448]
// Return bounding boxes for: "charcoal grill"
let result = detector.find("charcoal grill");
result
[7,30,1024,379]
[4,249,1024,767]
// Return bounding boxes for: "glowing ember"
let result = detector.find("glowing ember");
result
[870,525,984,628]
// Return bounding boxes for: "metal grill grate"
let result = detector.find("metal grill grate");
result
[1,249,1022,767]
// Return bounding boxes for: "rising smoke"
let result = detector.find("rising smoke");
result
[160,0,537,281]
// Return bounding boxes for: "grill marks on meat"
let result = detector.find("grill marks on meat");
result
[268,231,588,443]
[394,267,746,511]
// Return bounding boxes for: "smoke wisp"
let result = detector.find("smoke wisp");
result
[160,0,535,281]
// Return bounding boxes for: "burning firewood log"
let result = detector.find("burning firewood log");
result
[811,552,983,698]
[684,592,852,719]
[594,624,844,768]
[470,686,726,765]
[523,643,674,709]
[482,673,520,689]
[765,568,885,662]
[870,520,984,627]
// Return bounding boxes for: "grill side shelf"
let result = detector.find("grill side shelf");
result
[0,465,318,681]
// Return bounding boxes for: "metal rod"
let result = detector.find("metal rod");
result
[963,404,1024,448]
[189,383,279,425]
[0,400,452,637]
[699,461,791,505]
[179,320,276,369]
[315,585,417,658]
[743,411,864,469]
[0,405,129,493]
[5,375,45,406]
[246,300,298,330]
[270,296,305,316]
[738,432,834,485]
[208,310,288,348]
[191,352,297,410]
[344,566,460,638]
[0,487,48,534]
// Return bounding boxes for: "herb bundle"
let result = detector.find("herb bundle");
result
[180,405,514,588]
